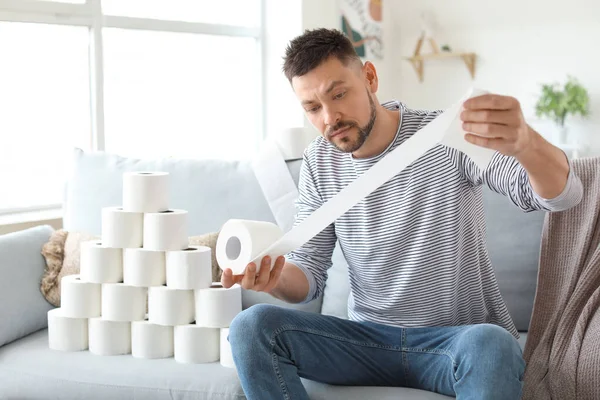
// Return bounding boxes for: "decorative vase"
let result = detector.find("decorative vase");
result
[557,125,569,144]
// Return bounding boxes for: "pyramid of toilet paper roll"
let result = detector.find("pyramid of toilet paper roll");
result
[47,171,240,368]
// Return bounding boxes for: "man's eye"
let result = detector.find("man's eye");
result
[306,105,321,113]
[334,92,346,100]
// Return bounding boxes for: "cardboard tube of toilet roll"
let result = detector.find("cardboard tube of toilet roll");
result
[60,275,101,318]
[102,207,143,248]
[80,240,123,283]
[217,88,497,275]
[122,171,169,213]
[143,209,188,251]
[47,308,88,352]
[147,286,195,326]
[101,283,147,322]
[131,319,174,359]
[123,248,166,287]
[194,283,242,328]
[166,246,213,290]
[174,324,220,364]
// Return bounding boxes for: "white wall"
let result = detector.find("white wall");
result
[388,0,600,157]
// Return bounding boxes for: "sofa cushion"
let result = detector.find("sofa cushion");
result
[0,225,55,347]
[63,148,277,236]
[0,329,450,400]
[483,188,544,332]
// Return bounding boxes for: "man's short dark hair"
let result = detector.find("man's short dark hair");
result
[282,28,361,82]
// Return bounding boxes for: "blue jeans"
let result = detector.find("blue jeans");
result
[228,304,524,400]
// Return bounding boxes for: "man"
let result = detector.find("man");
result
[221,28,583,399]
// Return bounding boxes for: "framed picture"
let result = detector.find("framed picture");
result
[340,0,383,60]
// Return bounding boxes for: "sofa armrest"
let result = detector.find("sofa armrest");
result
[0,225,55,347]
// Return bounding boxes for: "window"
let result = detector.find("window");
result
[102,0,261,27]
[0,22,90,212]
[0,0,268,214]
[103,28,260,160]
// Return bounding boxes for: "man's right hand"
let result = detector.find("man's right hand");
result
[221,255,286,293]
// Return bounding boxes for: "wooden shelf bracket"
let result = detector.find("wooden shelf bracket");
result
[405,33,477,82]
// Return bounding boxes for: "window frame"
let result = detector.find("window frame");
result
[0,0,267,215]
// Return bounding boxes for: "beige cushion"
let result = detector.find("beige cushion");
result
[40,230,220,306]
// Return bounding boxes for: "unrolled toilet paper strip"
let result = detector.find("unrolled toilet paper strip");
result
[102,207,143,248]
[80,241,123,283]
[60,275,101,318]
[271,127,319,161]
[143,209,188,251]
[252,139,299,233]
[147,286,195,326]
[217,88,496,274]
[123,248,166,287]
[101,283,147,322]
[123,171,169,213]
[131,320,174,359]
[220,328,235,369]
[166,246,213,290]
[194,283,242,328]
[88,317,131,356]
[47,308,88,352]
[174,325,220,364]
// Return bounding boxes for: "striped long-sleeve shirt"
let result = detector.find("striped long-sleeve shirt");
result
[286,100,583,338]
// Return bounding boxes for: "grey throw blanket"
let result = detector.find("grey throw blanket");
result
[523,157,600,399]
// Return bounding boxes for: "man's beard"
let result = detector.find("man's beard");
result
[326,91,377,153]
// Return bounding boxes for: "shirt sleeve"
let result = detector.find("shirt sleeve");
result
[448,147,583,213]
[285,151,337,304]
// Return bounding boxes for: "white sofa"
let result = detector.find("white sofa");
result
[0,148,542,399]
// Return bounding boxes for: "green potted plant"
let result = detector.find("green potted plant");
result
[535,76,590,144]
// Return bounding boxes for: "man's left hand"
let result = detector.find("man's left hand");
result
[460,94,536,157]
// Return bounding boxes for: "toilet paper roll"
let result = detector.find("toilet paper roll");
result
[174,325,219,364]
[101,283,147,322]
[131,319,174,359]
[60,275,101,318]
[194,283,242,328]
[220,328,235,368]
[102,207,143,248]
[123,171,169,213]
[123,248,166,287]
[47,308,88,351]
[216,220,283,275]
[88,317,131,356]
[80,241,123,283]
[166,246,212,290]
[147,286,194,326]
[143,209,188,251]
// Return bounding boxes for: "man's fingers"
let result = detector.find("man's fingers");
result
[241,263,257,290]
[462,122,513,139]
[465,133,504,151]
[263,256,285,293]
[253,256,272,291]
[463,94,517,111]
[460,110,518,126]
[221,268,234,288]
[221,268,243,288]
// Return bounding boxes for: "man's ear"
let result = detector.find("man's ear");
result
[363,61,378,93]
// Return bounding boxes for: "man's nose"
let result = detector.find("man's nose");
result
[323,105,340,127]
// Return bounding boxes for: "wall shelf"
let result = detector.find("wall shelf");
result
[404,34,477,82]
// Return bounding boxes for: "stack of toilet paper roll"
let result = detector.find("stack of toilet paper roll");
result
[47,171,240,368]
